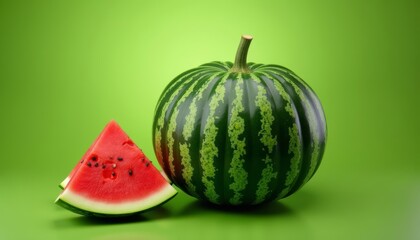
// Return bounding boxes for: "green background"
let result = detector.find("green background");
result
[1,0,419,239]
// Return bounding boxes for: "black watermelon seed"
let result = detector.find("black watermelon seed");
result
[128,169,133,176]
[91,156,97,161]
[87,162,92,167]
[145,162,150,167]
[102,164,106,169]
[94,162,99,167]
[111,172,116,177]
[117,157,123,161]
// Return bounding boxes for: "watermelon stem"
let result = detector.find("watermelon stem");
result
[231,35,253,73]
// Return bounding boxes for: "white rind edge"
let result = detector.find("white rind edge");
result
[59,177,70,189]
[55,184,177,215]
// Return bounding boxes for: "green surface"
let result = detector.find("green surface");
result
[0,0,419,239]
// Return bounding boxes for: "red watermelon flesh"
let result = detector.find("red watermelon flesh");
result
[59,129,103,189]
[55,120,177,216]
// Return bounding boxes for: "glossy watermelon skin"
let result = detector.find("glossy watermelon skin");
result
[153,61,327,206]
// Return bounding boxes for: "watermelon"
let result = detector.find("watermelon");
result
[153,35,327,206]
[55,120,177,217]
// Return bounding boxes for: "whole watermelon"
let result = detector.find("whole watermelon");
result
[153,35,327,206]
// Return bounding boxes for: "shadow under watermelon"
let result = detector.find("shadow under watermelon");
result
[176,199,294,217]
[53,205,172,228]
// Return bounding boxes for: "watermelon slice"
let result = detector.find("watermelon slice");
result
[55,120,177,217]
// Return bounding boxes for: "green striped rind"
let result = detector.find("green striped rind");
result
[153,69,201,170]
[227,75,247,205]
[260,66,324,187]
[282,124,301,195]
[251,75,278,204]
[282,68,327,173]
[179,72,222,196]
[198,73,231,204]
[153,67,218,174]
[166,80,200,176]
[261,73,303,198]
[262,67,326,197]
[200,61,231,71]
[154,68,202,118]
[286,77,320,185]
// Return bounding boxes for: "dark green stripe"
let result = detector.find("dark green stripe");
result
[179,74,224,201]
[251,74,279,204]
[255,74,287,202]
[249,63,264,71]
[154,67,203,116]
[264,70,319,196]
[259,72,304,199]
[276,69,327,143]
[154,70,205,176]
[271,70,323,185]
[198,72,232,203]
[200,61,231,71]
[275,69,326,181]
[240,74,263,204]
[166,79,202,177]
[215,74,235,204]
[175,72,224,197]
[165,69,222,187]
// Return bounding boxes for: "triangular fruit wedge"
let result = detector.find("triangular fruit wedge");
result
[55,120,177,217]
